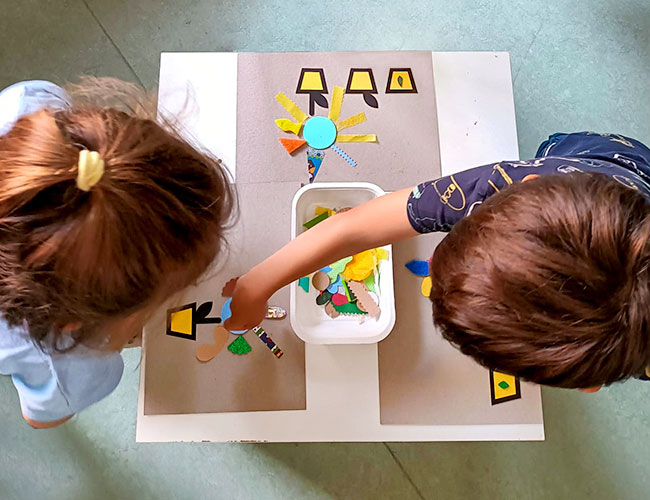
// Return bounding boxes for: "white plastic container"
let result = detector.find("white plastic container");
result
[290,182,396,344]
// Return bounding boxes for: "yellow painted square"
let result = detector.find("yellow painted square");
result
[389,71,414,90]
[349,71,373,91]
[170,307,193,336]
[300,71,325,91]
[493,372,517,399]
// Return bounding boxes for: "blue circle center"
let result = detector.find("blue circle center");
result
[303,116,337,150]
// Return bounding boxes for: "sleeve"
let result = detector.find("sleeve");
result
[406,163,496,233]
[9,344,124,422]
[406,158,562,233]
[0,80,70,136]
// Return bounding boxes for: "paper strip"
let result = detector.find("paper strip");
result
[303,211,330,229]
[252,326,284,358]
[275,92,309,123]
[336,112,366,131]
[336,134,378,143]
[275,118,303,135]
[328,86,345,122]
[331,145,357,167]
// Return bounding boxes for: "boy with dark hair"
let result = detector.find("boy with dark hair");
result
[226,132,650,390]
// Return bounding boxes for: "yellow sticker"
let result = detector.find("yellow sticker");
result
[299,71,325,91]
[349,71,373,91]
[170,307,193,336]
[389,71,414,90]
[386,69,417,93]
[490,370,522,404]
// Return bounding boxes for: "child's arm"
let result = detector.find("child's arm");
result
[225,188,417,331]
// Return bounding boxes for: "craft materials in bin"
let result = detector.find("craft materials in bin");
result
[299,205,387,319]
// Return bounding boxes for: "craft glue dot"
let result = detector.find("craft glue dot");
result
[303,116,337,150]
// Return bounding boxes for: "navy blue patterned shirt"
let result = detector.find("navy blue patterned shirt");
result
[407,132,650,233]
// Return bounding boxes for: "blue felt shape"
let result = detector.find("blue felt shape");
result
[327,275,342,293]
[405,259,429,277]
[221,298,247,334]
[221,298,232,322]
[320,266,332,273]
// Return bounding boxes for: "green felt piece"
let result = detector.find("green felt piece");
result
[316,290,333,305]
[303,211,329,229]
[364,273,376,294]
[332,301,367,315]
[327,256,353,280]
[298,276,309,293]
[343,280,352,301]
[228,335,251,355]
[498,381,510,390]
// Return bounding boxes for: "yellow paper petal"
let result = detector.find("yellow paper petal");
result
[275,92,308,123]
[328,86,344,122]
[336,112,366,131]
[336,134,378,143]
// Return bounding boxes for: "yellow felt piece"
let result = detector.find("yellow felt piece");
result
[170,307,193,336]
[314,206,333,217]
[336,112,366,131]
[388,70,414,90]
[328,86,345,122]
[343,250,378,281]
[300,71,325,91]
[275,118,302,135]
[420,276,432,297]
[375,248,388,261]
[349,71,373,91]
[493,371,518,400]
[336,134,378,143]
[275,92,308,123]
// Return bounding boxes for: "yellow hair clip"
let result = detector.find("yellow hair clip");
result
[76,150,105,192]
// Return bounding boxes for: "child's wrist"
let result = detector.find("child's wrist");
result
[238,272,273,303]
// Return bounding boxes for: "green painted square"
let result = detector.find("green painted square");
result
[498,381,510,390]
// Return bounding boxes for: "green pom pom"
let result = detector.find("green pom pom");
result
[228,335,251,355]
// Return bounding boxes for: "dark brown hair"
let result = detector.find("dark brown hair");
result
[431,172,650,388]
[0,79,235,350]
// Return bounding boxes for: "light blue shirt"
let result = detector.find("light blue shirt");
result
[0,81,124,422]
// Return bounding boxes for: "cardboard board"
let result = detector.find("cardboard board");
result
[144,182,306,415]
[237,51,440,190]
[378,233,544,425]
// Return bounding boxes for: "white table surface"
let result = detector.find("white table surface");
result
[137,51,544,443]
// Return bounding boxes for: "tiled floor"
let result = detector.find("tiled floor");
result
[1,1,650,499]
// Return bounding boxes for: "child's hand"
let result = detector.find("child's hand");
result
[224,274,269,332]
[224,188,417,332]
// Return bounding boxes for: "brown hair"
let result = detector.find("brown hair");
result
[430,172,650,388]
[0,78,235,350]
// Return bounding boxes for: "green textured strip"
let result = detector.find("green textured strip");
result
[303,211,330,229]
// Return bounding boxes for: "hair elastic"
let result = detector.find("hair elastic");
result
[76,150,105,191]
